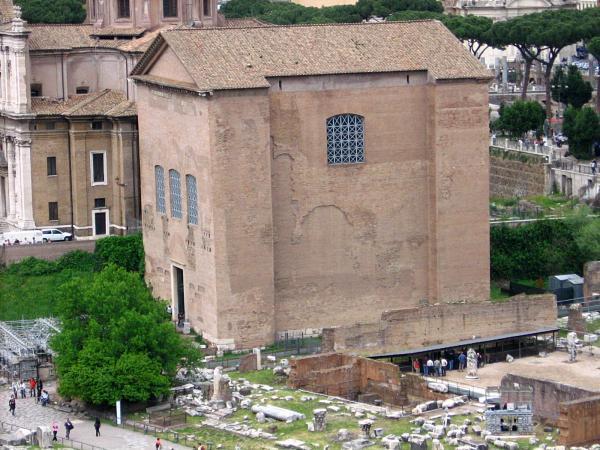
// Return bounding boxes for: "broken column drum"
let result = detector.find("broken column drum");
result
[312,408,327,432]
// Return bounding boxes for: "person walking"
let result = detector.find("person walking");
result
[458,351,467,371]
[65,418,73,439]
[441,357,448,377]
[19,380,26,399]
[11,380,18,398]
[155,437,162,449]
[52,421,58,441]
[29,377,36,398]
[94,417,101,437]
[8,395,16,416]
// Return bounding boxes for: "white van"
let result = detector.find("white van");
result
[41,229,73,242]
[1,229,44,245]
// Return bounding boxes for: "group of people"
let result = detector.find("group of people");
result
[9,377,49,416]
[412,349,486,376]
[154,437,208,450]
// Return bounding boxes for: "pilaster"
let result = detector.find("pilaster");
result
[15,137,34,229]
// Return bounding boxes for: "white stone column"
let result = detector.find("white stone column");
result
[6,138,15,221]
[15,137,33,229]
[0,176,5,217]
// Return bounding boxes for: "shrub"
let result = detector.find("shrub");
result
[56,250,96,272]
[94,234,144,275]
[5,257,58,276]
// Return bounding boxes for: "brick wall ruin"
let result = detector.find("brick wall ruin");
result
[558,395,600,446]
[323,294,556,355]
[501,373,596,425]
[287,353,446,407]
[489,151,548,198]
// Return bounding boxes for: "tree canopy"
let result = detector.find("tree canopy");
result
[551,65,593,109]
[493,100,545,138]
[51,265,195,406]
[588,36,600,113]
[221,0,443,23]
[15,0,86,24]
[562,106,600,160]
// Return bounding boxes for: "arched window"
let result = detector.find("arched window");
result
[117,0,130,18]
[163,0,178,17]
[326,114,365,165]
[186,174,198,225]
[155,165,166,214]
[169,169,182,218]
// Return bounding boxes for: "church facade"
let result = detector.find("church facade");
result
[132,21,492,348]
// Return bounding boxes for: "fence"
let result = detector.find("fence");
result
[0,420,106,450]
[109,418,207,448]
[204,334,321,369]
[551,159,596,176]
[491,136,559,161]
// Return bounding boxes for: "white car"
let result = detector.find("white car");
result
[41,228,73,242]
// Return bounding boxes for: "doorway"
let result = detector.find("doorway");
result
[173,266,185,324]
[93,209,108,236]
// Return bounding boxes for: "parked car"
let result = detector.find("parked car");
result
[41,228,72,242]
[1,229,43,245]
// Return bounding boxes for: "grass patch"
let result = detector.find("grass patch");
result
[229,369,286,387]
[491,282,510,302]
[0,269,94,320]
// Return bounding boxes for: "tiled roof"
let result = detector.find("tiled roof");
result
[90,26,147,37]
[135,21,491,92]
[27,24,123,51]
[31,89,136,117]
[217,17,268,28]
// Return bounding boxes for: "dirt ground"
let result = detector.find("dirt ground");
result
[443,350,600,391]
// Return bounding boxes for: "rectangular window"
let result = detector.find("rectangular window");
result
[163,0,178,17]
[76,86,89,94]
[90,152,107,185]
[117,0,130,18]
[47,156,57,176]
[203,0,211,16]
[30,84,42,97]
[186,174,198,225]
[48,202,58,221]
[91,121,103,130]
[94,197,106,208]
[155,166,166,214]
[169,169,182,218]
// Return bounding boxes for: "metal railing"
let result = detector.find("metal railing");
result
[109,418,202,448]
[491,136,559,161]
[0,420,106,450]
[551,159,597,176]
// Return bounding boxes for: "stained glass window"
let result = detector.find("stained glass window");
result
[186,174,198,225]
[155,165,166,214]
[169,169,182,218]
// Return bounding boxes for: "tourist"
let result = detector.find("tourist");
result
[94,417,101,437]
[155,437,162,449]
[458,352,467,371]
[448,350,455,371]
[441,357,448,376]
[65,418,73,439]
[413,359,420,374]
[8,395,16,416]
[425,358,433,376]
[41,390,50,406]
[592,159,597,176]
[19,380,26,399]
[52,421,58,441]
[11,380,18,398]
[433,359,441,377]
[29,377,36,398]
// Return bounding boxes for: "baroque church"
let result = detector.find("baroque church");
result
[0,0,251,238]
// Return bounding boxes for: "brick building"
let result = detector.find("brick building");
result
[132,21,492,348]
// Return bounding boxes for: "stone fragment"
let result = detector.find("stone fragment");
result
[252,404,305,422]
[256,412,266,423]
[338,429,350,441]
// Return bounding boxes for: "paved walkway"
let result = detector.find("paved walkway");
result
[0,383,190,450]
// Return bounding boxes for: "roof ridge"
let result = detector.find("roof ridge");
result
[27,23,92,28]
[64,89,110,115]
[164,18,440,32]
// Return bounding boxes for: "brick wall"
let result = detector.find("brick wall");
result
[489,151,548,198]
[0,240,95,266]
[558,395,600,446]
[287,353,443,406]
[501,373,595,424]
[324,294,556,354]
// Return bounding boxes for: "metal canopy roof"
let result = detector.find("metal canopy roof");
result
[369,327,558,359]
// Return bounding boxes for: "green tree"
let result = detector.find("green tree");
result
[563,106,600,159]
[575,219,600,262]
[551,65,593,109]
[443,15,494,59]
[588,36,600,113]
[494,100,545,138]
[51,265,195,406]
[94,233,145,275]
[15,0,86,23]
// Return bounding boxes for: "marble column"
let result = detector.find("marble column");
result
[6,138,15,221]
[15,137,34,229]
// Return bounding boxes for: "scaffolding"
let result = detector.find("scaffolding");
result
[0,318,60,378]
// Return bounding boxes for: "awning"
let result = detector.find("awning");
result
[369,327,558,359]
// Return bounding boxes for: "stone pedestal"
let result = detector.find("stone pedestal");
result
[35,426,52,448]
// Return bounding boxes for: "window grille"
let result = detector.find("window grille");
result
[186,175,198,225]
[155,165,166,214]
[169,169,182,218]
[326,114,365,165]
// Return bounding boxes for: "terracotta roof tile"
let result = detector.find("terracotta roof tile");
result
[91,26,146,37]
[31,90,136,117]
[144,20,491,92]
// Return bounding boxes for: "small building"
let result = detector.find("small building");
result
[485,386,534,434]
[549,274,584,302]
